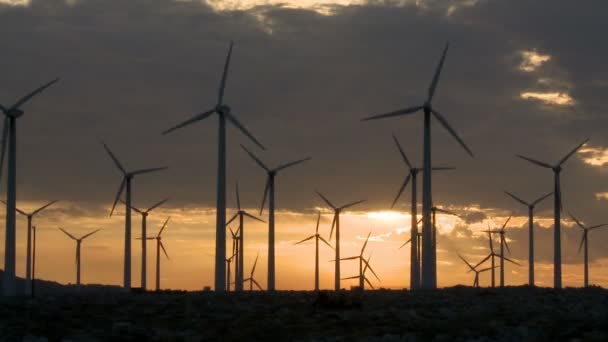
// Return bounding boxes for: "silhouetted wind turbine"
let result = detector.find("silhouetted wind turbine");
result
[244,252,263,291]
[241,144,311,291]
[458,254,495,288]
[2,199,58,296]
[340,232,380,290]
[316,191,365,290]
[430,206,459,287]
[504,190,552,286]
[342,252,380,290]
[59,228,100,288]
[517,138,588,288]
[568,212,608,288]
[0,78,59,296]
[294,212,333,291]
[162,42,265,292]
[228,226,240,291]
[103,142,167,290]
[490,216,521,287]
[226,182,265,291]
[390,134,453,290]
[141,217,170,291]
[125,198,168,291]
[362,43,474,289]
[475,224,519,287]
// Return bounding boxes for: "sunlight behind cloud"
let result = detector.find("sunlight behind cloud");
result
[520,91,574,106]
[578,146,608,167]
[0,0,30,5]
[519,50,551,72]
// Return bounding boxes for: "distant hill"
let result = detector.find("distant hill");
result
[0,269,123,296]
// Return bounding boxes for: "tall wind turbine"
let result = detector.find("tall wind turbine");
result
[141,217,171,291]
[0,78,59,296]
[294,212,333,291]
[490,216,521,287]
[243,252,263,291]
[316,191,365,290]
[362,43,474,289]
[504,190,552,286]
[162,42,265,292]
[340,232,380,290]
[458,254,495,288]
[2,199,58,295]
[390,134,453,290]
[103,142,166,290]
[241,145,310,291]
[58,228,101,288]
[226,182,265,291]
[568,212,608,288]
[517,138,589,288]
[126,198,168,290]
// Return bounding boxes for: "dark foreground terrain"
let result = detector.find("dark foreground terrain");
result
[1,286,608,341]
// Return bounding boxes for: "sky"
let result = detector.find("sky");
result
[0,0,608,290]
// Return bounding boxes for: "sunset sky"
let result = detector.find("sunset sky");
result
[0,0,608,290]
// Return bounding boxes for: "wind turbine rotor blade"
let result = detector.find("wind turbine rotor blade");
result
[501,216,512,230]
[58,227,77,240]
[503,256,521,266]
[315,191,336,209]
[339,256,360,261]
[8,78,59,111]
[229,227,237,239]
[478,266,496,273]
[109,178,126,217]
[31,200,59,216]
[503,190,529,207]
[577,234,585,254]
[458,254,475,271]
[398,238,411,250]
[81,229,101,240]
[243,212,266,223]
[162,109,215,135]
[427,42,449,103]
[158,217,171,237]
[558,138,590,166]
[532,192,553,206]
[101,142,126,174]
[318,236,334,249]
[2,200,28,216]
[147,198,169,213]
[431,109,474,157]
[588,224,608,231]
[218,41,233,105]
[273,157,312,173]
[226,213,239,226]
[516,154,553,169]
[431,167,455,171]
[240,144,269,171]
[0,116,7,183]
[341,276,360,280]
[361,106,423,122]
[473,254,491,269]
[259,177,270,215]
[391,174,411,209]
[294,236,315,245]
[567,211,585,230]
[364,277,375,290]
[339,199,366,211]
[131,167,168,176]
[225,112,265,150]
[435,207,460,218]
[392,134,412,168]
[504,238,512,255]
[236,181,241,210]
[315,211,321,234]
[329,213,337,240]
[363,260,380,282]
[160,241,170,260]
[120,199,143,214]
[360,231,372,256]
[252,278,263,291]
[251,253,260,275]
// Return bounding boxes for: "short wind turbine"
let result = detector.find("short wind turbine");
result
[316,191,365,290]
[568,212,608,288]
[294,212,333,291]
[503,190,552,286]
[362,43,474,289]
[140,217,171,291]
[227,226,240,291]
[244,252,263,291]
[340,232,380,290]
[458,254,496,288]
[490,216,521,287]
[241,144,311,291]
[103,142,166,290]
[59,228,101,288]
[162,41,265,292]
[475,224,519,287]
[0,78,59,296]
[517,138,589,288]
[342,252,380,290]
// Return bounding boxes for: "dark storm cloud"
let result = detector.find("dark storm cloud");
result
[0,0,607,226]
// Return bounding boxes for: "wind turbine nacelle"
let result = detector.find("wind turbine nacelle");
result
[217,105,230,114]
[7,108,24,118]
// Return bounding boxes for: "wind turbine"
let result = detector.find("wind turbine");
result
[162,42,265,292]
[342,252,380,290]
[2,199,58,295]
[475,224,519,287]
[124,198,168,290]
[390,134,453,290]
[140,217,171,291]
[458,254,496,288]
[31,225,38,298]
[430,206,459,287]
[0,78,59,296]
[102,142,166,291]
[243,252,263,291]
[489,216,520,287]
[227,226,240,291]
[226,182,265,291]
[340,232,380,290]
[316,191,365,290]
[240,145,310,291]
[517,138,589,288]
[568,212,608,288]
[503,190,552,286]
[362,43,474,289]
[294,212,333,291]
[58,228,101,288]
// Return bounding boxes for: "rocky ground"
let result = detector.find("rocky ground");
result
[1,286,608,341]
